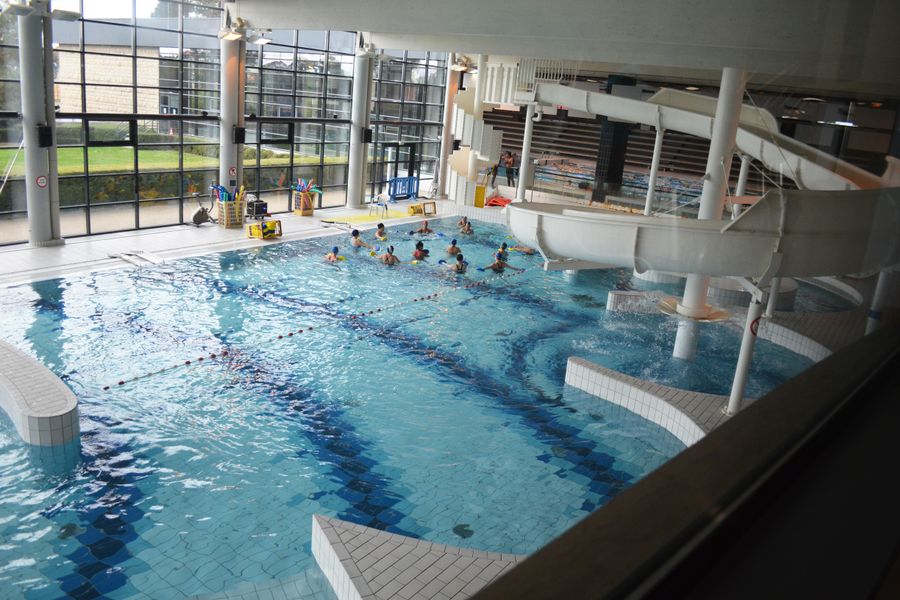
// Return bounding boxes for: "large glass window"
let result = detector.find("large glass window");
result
[369,50,447,196]
[0,5,446,244]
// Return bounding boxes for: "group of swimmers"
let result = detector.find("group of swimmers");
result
[326,219,533,274]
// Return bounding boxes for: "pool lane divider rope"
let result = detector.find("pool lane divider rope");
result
[101,266,532,391]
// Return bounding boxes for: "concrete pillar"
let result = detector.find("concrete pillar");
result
[673,67,746,360]
[18,10,63,247]
[732,154,751,219]
[347,49,373,208]
[437,52,456,199]
[515,103,536,201]
[764,277,781,317]
[643,127,664,215]
[219,37,246,189]
[866,270,891,335]
[726,298,764,415]
[466,54,486,183]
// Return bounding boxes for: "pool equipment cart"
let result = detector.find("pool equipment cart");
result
[189,191,216,226]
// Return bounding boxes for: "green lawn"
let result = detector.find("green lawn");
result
[0,146,340,178]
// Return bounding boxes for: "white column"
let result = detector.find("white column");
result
[866,270,891,335]
[219,37,246,189]
[515,103,536,201]
[726,298,764,415]
[697,67,746,220]
[673,67,746,360]
[466,54,486,184]
[437,52,456,199]
[19,11,62,247]
[732,154,751,219]
[643,127,664,215]
[764,277,781,317]
[347,50,373,208]
[672,274,710,361]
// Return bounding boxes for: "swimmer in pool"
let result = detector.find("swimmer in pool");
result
[509,244,536,255]
[447,239,461,255]
[458,217,473,235]
[449,253,467,273]
[375,223,387,240]
[413,240,430,260]
[350,229,372,249]
[496,242,509,261]
[416,220,434,234]
[325,246,340,263]
[380,245,400,265]
[482,252,524,273]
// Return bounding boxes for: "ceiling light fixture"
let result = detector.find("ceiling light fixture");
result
[218,16,247,41]
[685,86,700,91]
[247,29,271,45]
[450,55,474,72]
[50,8,81,21]
[802,97,824,103]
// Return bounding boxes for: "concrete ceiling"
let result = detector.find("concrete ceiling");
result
[229,0,900,98]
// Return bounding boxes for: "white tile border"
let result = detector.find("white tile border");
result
[312,515,525,600]
[565,357,710,446]
[0,340,79,447]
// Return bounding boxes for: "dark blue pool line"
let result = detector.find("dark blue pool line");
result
[212,334,426,538]
[37,418,151,600]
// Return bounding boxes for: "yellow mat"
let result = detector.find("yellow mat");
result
[323,210,409,225]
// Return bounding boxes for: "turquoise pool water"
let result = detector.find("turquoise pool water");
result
[0,217,812,599]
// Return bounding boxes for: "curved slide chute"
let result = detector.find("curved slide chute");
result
[507,188,900,280]
[533,83,882,191]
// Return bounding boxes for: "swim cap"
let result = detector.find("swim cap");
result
[456,254,464,261]
[352,229,359,236]
[416,241,424,249]
[501,242,508,249]
[388,245,394,253]
[332,246,339,254]
[451,239,457,245]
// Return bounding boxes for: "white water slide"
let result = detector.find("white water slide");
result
[508,191,900,280]
[531,82,882,191]
[504,82,899,279]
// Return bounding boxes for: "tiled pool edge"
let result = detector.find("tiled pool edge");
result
[565,357,719,446]
[0,339,79,446]
[312,515,525,600]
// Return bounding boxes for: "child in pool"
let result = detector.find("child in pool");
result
[350,229,371,249]
[325,246,340,263]
[416,220,434,234]
[413,240,430,260]
[449,253,467,273]
[447,239,461,255]
[375,223,387,240]
[380,246,400,265]
[496,242,509,261]
[459,217,473,235]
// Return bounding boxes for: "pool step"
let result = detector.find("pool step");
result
[312,514,525,600]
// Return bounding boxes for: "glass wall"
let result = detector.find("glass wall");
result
[242,29,356,212]
[0,2,447,245]
[369,50,447,198]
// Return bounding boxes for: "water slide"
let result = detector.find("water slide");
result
[507,189,900,280]
[532,83,883,191]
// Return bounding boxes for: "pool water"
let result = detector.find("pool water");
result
[0,217,812,599]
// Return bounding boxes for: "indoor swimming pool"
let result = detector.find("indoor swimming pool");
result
[0,217,826,598]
